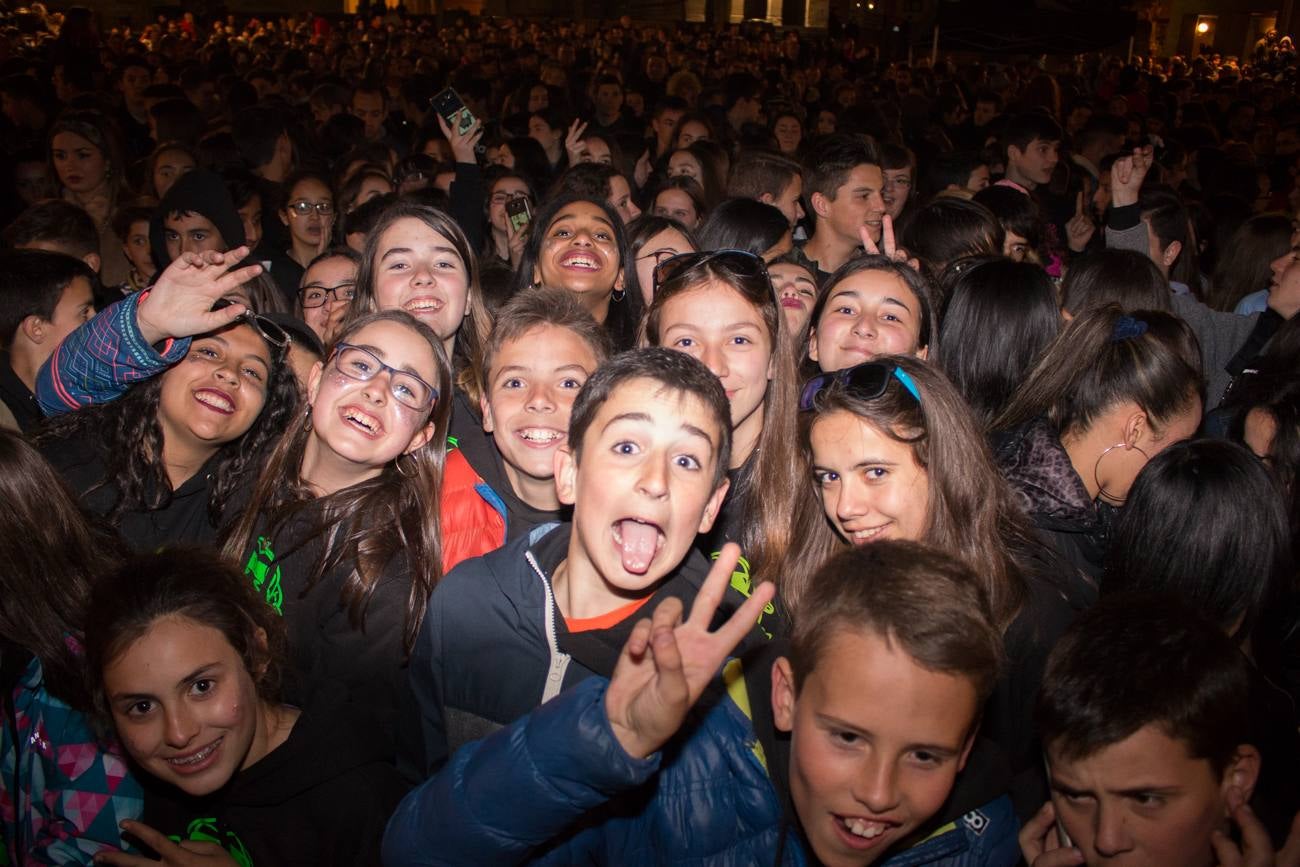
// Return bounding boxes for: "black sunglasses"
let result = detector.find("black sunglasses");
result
[652,249,770,292]
[211,297,291,356]
[799,361,922,412]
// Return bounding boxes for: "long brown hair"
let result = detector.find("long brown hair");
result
[221,310,452,656]
[641,255,801,583]
[0,430,124,707]
[349,201,491,406]
[784,355,1032,633]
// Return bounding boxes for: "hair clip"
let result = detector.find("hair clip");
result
[1110,315,1149,342]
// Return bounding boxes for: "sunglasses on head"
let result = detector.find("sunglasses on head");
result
[211,297,292,356]
[652,249,770,292]
[799,360,922,412]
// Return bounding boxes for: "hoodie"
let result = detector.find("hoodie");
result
[149,170,247,273]
[140,690,407,867]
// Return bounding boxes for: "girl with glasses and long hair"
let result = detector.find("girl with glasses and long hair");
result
[220,310,451,761]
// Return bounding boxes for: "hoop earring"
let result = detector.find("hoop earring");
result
[303,405,313,432]
[396,454,418,478]
[1093,441,1150,505]
[611,287,626,302]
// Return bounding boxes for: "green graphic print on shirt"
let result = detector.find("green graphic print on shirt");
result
[243,536,284,615]
[171,817,253,867]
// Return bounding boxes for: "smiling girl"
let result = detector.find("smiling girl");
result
[514,193,642,351]
[789,355,1085,814]
[641,250,800,585]
[86,549,406,867]
[221,311,451,757]
[804,254,937,374]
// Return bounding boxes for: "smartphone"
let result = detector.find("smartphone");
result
[431,87,476,137]
[1042,752,1074,847]
[506,196,531,233]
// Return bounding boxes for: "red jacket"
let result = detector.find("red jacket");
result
[439,448,507,574]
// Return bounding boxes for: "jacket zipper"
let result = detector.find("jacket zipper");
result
[525,550,572,703]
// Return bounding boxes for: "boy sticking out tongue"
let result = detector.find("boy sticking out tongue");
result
[406,348,747,777]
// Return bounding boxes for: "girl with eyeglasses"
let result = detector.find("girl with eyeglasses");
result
[221,310,451,761]
[297,246,361,345]
[481,170,537,269]
[787,354,1086,816]
[35,250,301,552]
[641,250,799,595]
[279,170,336,275]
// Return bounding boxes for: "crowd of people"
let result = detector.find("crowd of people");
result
[1,4,1300,866]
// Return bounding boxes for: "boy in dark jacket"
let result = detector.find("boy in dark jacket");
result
[385,540,1022,866]
[406,348,745,777]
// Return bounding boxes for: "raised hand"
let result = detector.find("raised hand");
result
[437,112,484,165]
[565,118,590,165]
[92,820,242,866]
[1018,802,1083,867]
[1066,191,1096,253]
[603,543,776,759]
[505,212,528,268]
[859,214,920,271]
[1110,145,1153,209]
[634,149,653,189]
[136,247,263,345]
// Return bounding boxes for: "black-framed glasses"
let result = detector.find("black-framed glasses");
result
[299,281,357,309]
[330,343,438,411]
[287,200,335,217]
[653,249,770,292]
[211,297,291,357]
[799,361,922,412]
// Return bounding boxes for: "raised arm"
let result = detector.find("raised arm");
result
[35,249,262,416]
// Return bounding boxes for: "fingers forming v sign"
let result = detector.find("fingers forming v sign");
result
[604,543,776,760]
[859,214,920,271]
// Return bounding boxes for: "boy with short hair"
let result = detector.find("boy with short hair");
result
[1021,594,1288,866]
[726,150,806,229]
[406,348,744,778]
[387,539,1021,865]
[999,114,1062,193]
[796,134,885,283]
[0,249,96,431]
[439,287,613,572]
[2,200,102,274]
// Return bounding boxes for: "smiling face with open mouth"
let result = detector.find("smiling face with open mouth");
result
[533,201,624,307]
[810,409,930,546]
[304,319,439,491]
[103,615,274,797]
[554,376,728,617]
[157,323,271,460]
[482,323,601,511]
[373,217,471,350]
[771,628,978,866]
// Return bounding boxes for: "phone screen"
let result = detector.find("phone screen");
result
[506,196,531,233]
[431,87,476,136]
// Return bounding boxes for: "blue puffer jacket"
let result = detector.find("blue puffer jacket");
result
[384,675,1022,867]
[385,675,800,867]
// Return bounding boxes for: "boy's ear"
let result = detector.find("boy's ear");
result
[554,443,578,506]
[18,314,45,345]
[1007,144,1024,166]
[809,190,830,219]
[758,191,777,207]
[82,252,101,274]
[697,475,730,534]
[915,342,928,361]
[1162,239,1182,268]
[1220,744,1262,809]
[480,393,495,433]
[771,657,797,733]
